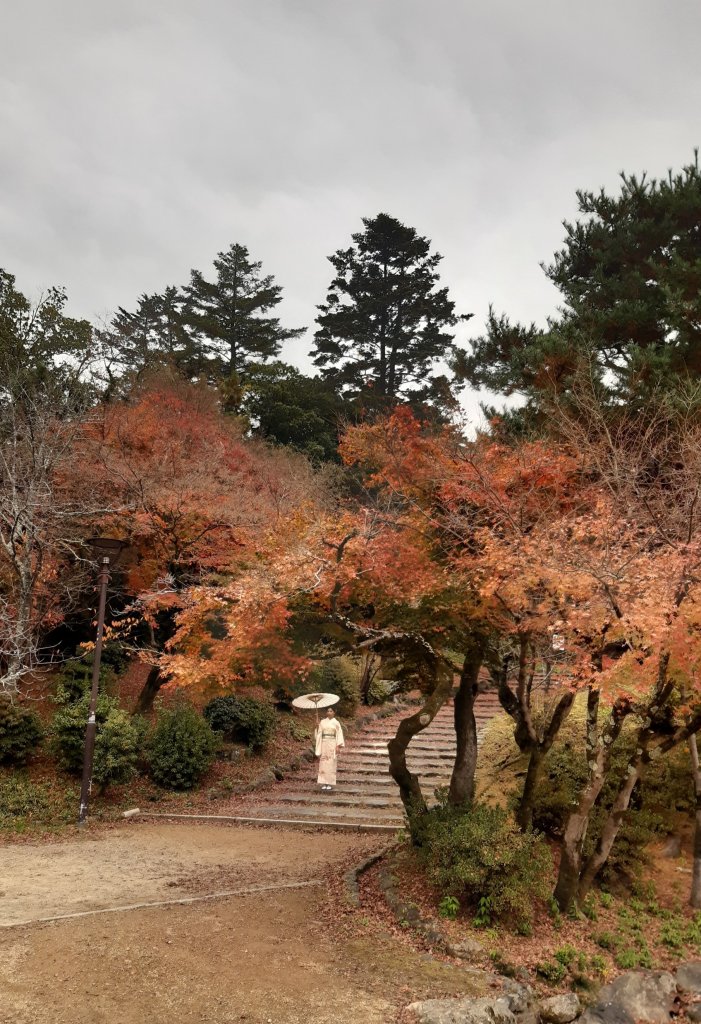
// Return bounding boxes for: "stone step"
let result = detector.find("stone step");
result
[270,792,403,809]
[336,764,451,778]
[249,803,405,825]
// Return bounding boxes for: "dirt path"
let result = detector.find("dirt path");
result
[0,821,375,926]
[0,822,486,1023]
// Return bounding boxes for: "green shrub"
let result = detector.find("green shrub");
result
[615,949,639,969]
[52,692,118,772]
[54,657,118,704]
[366,678,398,706]
[536,960,567,984]
[148,703,218,789]
[554,945,577,967]
[316,657,360,716]
[438,895,460,919]
[595,931,617,951]
[289,718,312,742]
[590,954,607,976]
[0,774,77,831]
[51,694,144,790]
[0,774,50,822]
[416,801,553,930]
[92,710,145,788]
[0,697,43,765]
[203,695,275,751]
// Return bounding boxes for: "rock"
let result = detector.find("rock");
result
[662,835,683,858]
[540,993,582,1024]
[580,970,676,1024]
[417,923,448,947]
[446,937,486,961]
[578,1004,634,1024]
[677,962,701,995]
[688,1005,701,1024]
[500,979,535,1015]
[406,995,516,1024]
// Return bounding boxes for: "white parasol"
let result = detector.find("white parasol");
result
[292,691,340,725]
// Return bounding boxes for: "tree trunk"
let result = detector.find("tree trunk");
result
[553,688,625,912]
[516,747,543,831]
[133,665,164,715]
[359,652,380,705]
[388,667,453,830]
[578,763,642,900]
[448,650,482,807]
[689,734,701,908]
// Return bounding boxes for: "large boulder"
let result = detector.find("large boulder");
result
[677,962,701,996]
[446,937,486,961]
[580,971,677,1024]
[406,995,516,1024]
[540,993,582,1024]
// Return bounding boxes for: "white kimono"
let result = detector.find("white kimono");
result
[315,717,344,786]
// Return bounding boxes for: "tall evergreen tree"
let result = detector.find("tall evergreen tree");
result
[102,287,204,387]
[313,213,471,414]
[182,243,304,381]
[460,154,701,421]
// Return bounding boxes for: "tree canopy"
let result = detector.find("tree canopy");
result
[313,213,471,416]
[460,153,701,424]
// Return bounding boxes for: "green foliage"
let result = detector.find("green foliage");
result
[462,155,701,421]
[0,773,77,832]
[599,892,614,909]
[438,895,460,919]
[366,678,398,706]
[288,718,312,742]
[536,960,567,984]
[553,945,577,967]
[51,692,117,772]
[615,948,641,970]
[473,895,493,928]
[659,919,685,952]
[0,697,43,765]
[590,954,607,976]
[482,696,693,885]
[51,693,144,790]
[581,895,598,921]
[313,212,471,414]
[148,703,218,789]
[241,361,345,462]
[183,243,304,382]
[0,774,49,822]
[92,710,145,788]
[203,695,276,751]
[416,801,553,930]
[313,657,360,716]
[595,931,617,951]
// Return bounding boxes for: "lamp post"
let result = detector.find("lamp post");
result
[78,537,125,827]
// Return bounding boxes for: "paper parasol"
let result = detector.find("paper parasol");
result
[292,691,340,724]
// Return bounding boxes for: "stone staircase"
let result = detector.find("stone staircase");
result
[242,691,501,829]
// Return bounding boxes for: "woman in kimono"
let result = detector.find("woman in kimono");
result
[315,707,344,790]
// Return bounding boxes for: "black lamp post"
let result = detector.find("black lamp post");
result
[78,537,125,827]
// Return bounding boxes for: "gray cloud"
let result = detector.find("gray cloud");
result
[2,0,700,423]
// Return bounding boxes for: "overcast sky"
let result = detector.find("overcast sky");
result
[2,0,700,419]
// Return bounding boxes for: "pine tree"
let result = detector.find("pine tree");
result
[312,213,471,414]
[103,287,204,385]
[182,243,304,382]
[461,154,701,421]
